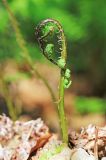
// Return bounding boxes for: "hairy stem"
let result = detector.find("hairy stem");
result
[58,35,68,143]
[58,71,68,143]
[0,77,17,120]
[2,0,57,109]
[32,66,56,105]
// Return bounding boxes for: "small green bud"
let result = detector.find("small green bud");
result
[45,44,54,58]
[57,58,66,69]
[65,69,70,79]
[43,25,54,35]
[64,79,68,85]
[64,79,72,88]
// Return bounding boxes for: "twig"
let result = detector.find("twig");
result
[94,127,98,160]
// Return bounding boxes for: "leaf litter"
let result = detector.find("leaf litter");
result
[69,124,106,159]
[0,114,106,160]
[0,114,51,160]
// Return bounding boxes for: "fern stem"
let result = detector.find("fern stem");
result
[58,71,68,143]
[59,38,68,143]
[1,78,17,120]
[2,0,57,108]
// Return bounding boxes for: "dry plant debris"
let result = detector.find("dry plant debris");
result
[69,124,106,159]
[0,114,51,160]
[0,115,106,160]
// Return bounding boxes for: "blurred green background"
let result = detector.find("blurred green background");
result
[0,0,106,121]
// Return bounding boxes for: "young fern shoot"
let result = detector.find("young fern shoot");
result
[35,19,71,144]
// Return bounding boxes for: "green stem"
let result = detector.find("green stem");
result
[32,66,57,107]
[2,79,17,121]
[58,71,68,143]
[58,25,68,143]
[2,0,57,108]
[5,94,17,121]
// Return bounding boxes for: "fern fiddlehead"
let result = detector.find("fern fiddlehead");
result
[35,19,72,144]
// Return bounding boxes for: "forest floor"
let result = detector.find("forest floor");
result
[0,115,106,160]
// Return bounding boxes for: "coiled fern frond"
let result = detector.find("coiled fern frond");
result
[36,19,72,144]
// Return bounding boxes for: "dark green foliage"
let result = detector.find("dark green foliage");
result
[75,97,106,114]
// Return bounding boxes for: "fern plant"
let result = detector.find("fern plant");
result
[36,19,72,144]
[2,0,58,120]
